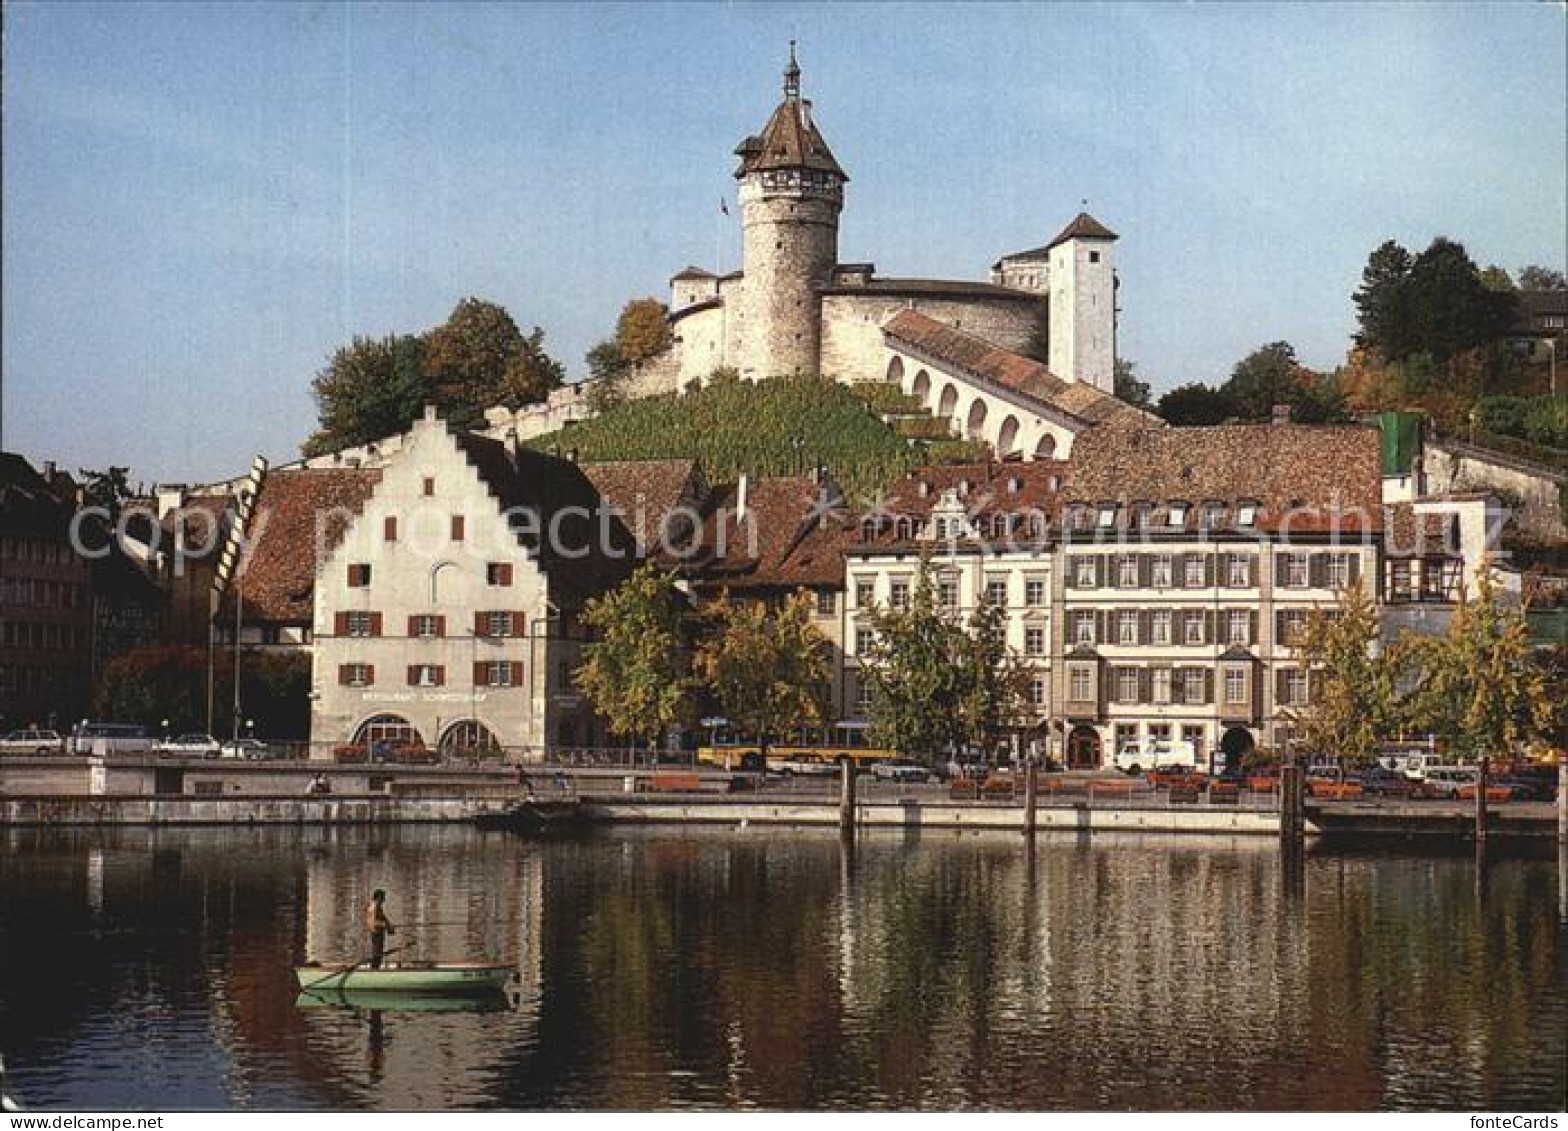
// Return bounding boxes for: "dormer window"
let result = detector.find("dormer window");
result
[1097,503,1118,529]
[1199,501,1226,531]
[1237,501,1259,527]
[1167,502,1189,528]
[1131,502,1154,529]
[1007,476,1023,495]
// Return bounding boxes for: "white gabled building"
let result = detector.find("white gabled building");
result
[311,407,635,760]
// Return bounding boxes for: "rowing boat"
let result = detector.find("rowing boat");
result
[296,961,513,994]
[295,988,511,1013]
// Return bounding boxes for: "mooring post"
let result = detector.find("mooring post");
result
[839,758,856,836]
[1475,755,1490,844]
[1279,759,1303,848]
[1557,763,1566,848]
[1024,757,1038,838]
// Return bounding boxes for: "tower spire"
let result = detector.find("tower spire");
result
[784,40,800,100]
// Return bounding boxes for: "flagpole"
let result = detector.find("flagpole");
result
[716,195,726,275]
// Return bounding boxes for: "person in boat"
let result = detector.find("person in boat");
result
[364,889,395,968]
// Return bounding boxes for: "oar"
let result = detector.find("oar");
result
[300,940,416,993]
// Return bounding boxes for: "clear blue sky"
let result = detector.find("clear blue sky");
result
[3,1,1564,485]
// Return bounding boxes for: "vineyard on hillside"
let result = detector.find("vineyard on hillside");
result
[527,377,987,500]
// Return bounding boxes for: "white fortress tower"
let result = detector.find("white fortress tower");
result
[731,45,846,379]
[1046,212,1118,393]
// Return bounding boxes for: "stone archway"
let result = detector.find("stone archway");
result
[440,719,501,757]
[352,714,425,757]
[1067,725,1102,769]
[1219,726,1255,775]
[1033,433,1058,460]
[887,356,905,386]
[938,384,959,417]
[997,415,1021,457]
[966,398,988,439]
[912,368,931,402]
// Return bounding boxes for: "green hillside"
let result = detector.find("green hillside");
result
[527,377,985,500]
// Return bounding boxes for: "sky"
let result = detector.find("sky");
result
[3,1,1565,486]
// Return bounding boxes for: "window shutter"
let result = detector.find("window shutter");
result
[1093,555,1105,588]
[384,516,397,541]
[1247,556,1258,587]
[338,664,352,686]
[1098,610,1111,644]
[334,611,348,636]
[1138,610,1152,646]
[1218,552,1232,587]
[1204,554,1216,587]
[434,615,446,638]
[1308,670,1323,704]
[474,661,487,686]
[407,665,418,686]
[1139,668,1153,703]
[1203,669,1214,705]
[500,562,514,586]
[1249,610,1258,645]
[451,515,465,541]
[433,665,446,688]
[1172,553,1186,588]
[511,661,524,686]
[1205,610,1216,645]
[1348,553,1362,587]
[475,611,488,636]
[1275,668,1289,706]
[369,612,383,637]
[1138,554,1152,588]
[512,612,527,638]
[1170,671,1185,705]
[365,664,374,685]
[1274,553,1286,587]
[1274,610,1286,645]
[406,615,419,637]
[1309,553,1329,588]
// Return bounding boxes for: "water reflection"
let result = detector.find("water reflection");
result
[0,826,1563,1111]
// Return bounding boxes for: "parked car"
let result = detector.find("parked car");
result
[0,729,65,755]
[1494,764,1559,802]
[871,759,937,783]
[1457,781,1531,803]
[158,733,221,759]
[1356,767,1430,798]
[1115,739,1198,775]
[1306,766,1364,800]
[778,753,837,777]
[219,738,275,761]
[1421,767,1478,798]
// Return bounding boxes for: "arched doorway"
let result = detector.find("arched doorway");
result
[886,356,905,386]
[352,714,425,760]
[1033,433,1058,460]
[1067,725,1102,769]
[997,415,1021,456]
[966,398,988,439]
[441,719,501,758]
[912,368,931,402]
[938,384,959,417]
[1219,726,1255,775]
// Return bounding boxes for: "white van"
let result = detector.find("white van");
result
[68,722,155,757]
[1114,739,1198,774]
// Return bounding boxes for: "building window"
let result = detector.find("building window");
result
[1152,668,1172,705]
[1279,610,1307,647]
[1151,610,1172,646]
[1031,678,1048,707]
[485,661,515,688]
[1069,665,1094,702]
[1151,555,1172,589]
[409,664,443,688]
[1025,626,1046,656]
[1389,560,1413,601]
[1226,610,1249,645]
[1167,502,1189,528]
[486,611,514,638]
[1148,722,1172,743]
[855,626,873,654]
[985,578,1007,607]
[1025,578,1046,606]
[1183,555,1206,588]
[347,563,372,588]
[1182,668,1207,704]
[346,611,375,638]
[1073,557,1096,588]
[1283,669,1309,706]
[856,678,873,712]
[1089,250,1101,264]
[890,580,910,610]
[1227,556,1250,588]
[487,562,513,587]
[937,576,958,610]
[340,663,373,688]
[1097,503,1117,529]
[1117,555,1138,588]
[816,590,837,616]
[1225,668,1248,705]
[383,516,398,542]
[423,477,435,497]
[856,580,874,608]
[1071,611,1096,645]
[451,515,465,542]
[1284,554,1308,588]
[1115,723,1137,751]
[411,614,442,639]
[1115,666,1140,704]
[1327,554,1350,589]
[1117,610,1138,644]
[1237,501,1258,527]
[1183,611,1205,645]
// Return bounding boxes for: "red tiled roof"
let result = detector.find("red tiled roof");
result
[851,460,1067,550]
[689,474,852,590]
[734,95,846,179]
[883,310,1157,428]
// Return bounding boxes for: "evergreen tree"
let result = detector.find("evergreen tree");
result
[1157,383,1234,426]
[303,334,426,456]
[1353,239,1416,357]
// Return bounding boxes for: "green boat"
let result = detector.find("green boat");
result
[295,988,511,1014]
[296,961,514,994]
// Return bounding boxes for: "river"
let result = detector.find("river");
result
[0,825,1563,1111]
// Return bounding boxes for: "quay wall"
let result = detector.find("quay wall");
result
[0,794,489,826]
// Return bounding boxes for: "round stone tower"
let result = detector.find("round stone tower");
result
[732,45,847,380]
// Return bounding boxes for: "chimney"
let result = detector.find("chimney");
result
[737,473,749,524]
[154,484,187,520]
[1272,403,1291,426]
[42,460,56,480]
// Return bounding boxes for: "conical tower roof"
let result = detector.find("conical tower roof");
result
[733,44,847,180]
[1046,212,1118,250]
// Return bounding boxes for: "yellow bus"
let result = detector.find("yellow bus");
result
[696,720,895,773]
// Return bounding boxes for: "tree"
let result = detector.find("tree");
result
[861,558,970,762]
[1517,265,1568,291]
[422,297,564,426]
[576,563,695,749]
[1220,341,1311,421]
[1113,358,1152,410]
[957,596,1031,756]
[1406,565,1556,761]
[303,334,426,456]
[693,591,831,761]
[585,338,630,414]
[1156,383,1233,426]
[1353,239,1416,357]
[1289,582,1407,764]
[1478,265,1516,292]
[615,298,673,362]
[77,466,135,520]
[1403,238,1516,362]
